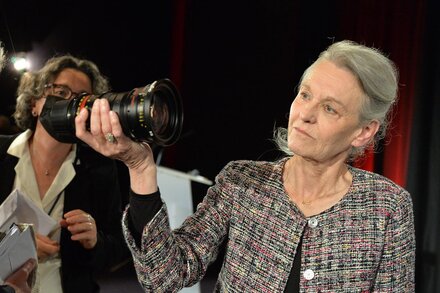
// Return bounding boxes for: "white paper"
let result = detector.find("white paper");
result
[0,223,37,284]
[0,189,58,235]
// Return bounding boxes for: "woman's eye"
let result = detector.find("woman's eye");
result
[324,104,337,114]
[300,92,310,100]
[54,89,66,95]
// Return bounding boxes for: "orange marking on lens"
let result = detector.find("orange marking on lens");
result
[76,96,91,115]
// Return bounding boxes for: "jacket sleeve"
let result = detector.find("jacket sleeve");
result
[122,163,236,292]
[373,190,416,292]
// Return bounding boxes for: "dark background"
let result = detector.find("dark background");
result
[0,0,341,180]
[1,0,439,291]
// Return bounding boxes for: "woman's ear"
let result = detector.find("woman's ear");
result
[30,97,38,116]
[351,120,380,148]
[31,96,45,117]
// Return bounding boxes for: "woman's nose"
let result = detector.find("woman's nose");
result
[299,103,317,123]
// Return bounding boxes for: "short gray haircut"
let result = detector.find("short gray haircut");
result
[275,40,399,161]
[14,55,110,130]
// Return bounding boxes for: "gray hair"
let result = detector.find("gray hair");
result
[13,55,110,130]
[275,40,399,161]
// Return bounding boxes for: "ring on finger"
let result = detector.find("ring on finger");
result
[105,132,116,143]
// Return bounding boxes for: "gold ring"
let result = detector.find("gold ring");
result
[105,133,116,143]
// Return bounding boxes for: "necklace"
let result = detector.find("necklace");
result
[300,194,326,206]
[302,198,313,206]
[29,139,59,177]
[299,184,351,207]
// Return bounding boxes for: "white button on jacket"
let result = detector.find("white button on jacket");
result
[308,218,318,228]
[303,269,315,280]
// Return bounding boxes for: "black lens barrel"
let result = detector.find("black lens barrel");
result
[41,79,183,146]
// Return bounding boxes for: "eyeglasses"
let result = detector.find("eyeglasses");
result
[44,83,83,100]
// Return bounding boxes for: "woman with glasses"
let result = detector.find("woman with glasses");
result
[0,55,130,293]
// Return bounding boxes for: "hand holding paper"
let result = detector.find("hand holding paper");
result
[0,189,54,286]
[0,223,37,286]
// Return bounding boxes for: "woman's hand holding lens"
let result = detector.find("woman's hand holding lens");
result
[75,99,158,194]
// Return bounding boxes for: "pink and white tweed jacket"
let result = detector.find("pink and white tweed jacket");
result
[122,158,415,292]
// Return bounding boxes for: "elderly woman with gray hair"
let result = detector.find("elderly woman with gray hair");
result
[76,40,415,292]
[0,55,129,293]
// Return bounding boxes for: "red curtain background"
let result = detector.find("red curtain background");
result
[340,0,425,188]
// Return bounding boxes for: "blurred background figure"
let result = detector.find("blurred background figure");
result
[0,114,19,134]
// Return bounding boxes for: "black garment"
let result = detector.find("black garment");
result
[0,285,15,293]
[127,190,161,247]
[128,190,302,292]
[284,235,303,293]
[0,134,130,293]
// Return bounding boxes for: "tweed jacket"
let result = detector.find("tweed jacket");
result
[122,158,415,292]
[0,134,130,293]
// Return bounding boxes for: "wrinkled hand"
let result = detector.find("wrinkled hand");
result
[60,209,97,250]
[75,99,153,172]
[5,258,37,293]
[75,98,158,194]
[36,234,60,261]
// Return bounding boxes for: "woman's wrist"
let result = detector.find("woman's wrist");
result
[128,162,158,195]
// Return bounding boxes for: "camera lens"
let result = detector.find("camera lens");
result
[150,95,170,136]
[39,79,183,146]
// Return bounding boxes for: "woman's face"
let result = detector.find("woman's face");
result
[33,68,92,116]
[287,60,371,164]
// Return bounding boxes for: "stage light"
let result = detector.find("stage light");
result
[11,54,31,72]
